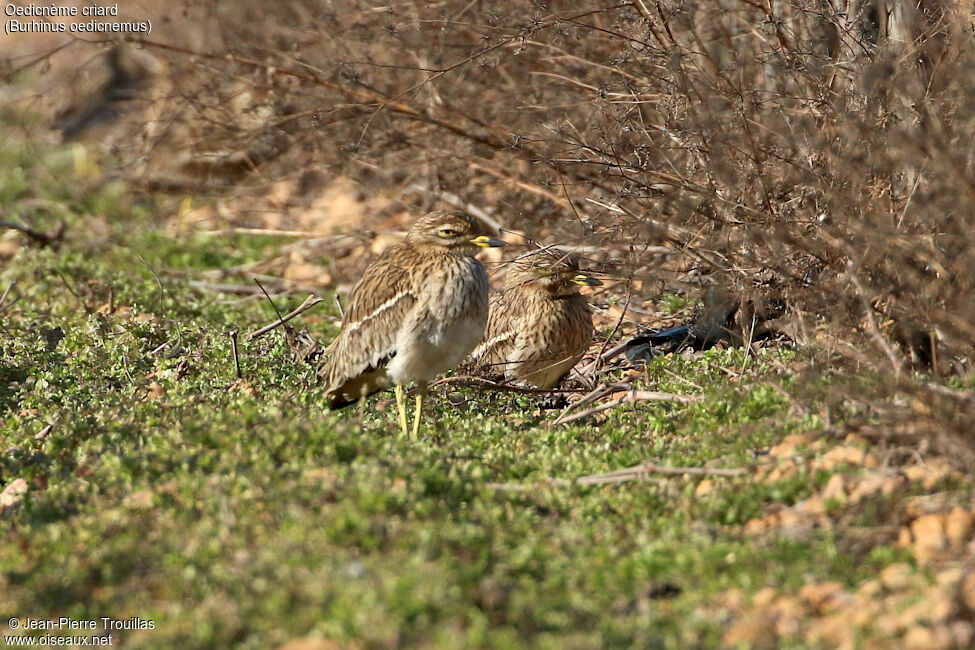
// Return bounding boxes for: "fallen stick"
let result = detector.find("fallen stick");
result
[427,375,584,395]
[248,294,324,340]
[551,382,629,425]
[554,389,703,425]
[487,460,745,491]
[577,460,746,484]
[0,281,16,313]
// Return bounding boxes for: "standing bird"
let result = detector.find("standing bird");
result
[473,248,601,388]
[319,210,506,436]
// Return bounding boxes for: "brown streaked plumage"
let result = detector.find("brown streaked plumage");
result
[318,210,505,436]
[473,248,601,388]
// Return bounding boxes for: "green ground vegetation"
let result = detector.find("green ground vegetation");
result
[0,139,917,648]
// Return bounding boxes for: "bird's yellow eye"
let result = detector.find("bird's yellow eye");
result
[437,227,459,238]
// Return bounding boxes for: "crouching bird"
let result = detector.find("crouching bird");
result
[473,248,601,388]
[318,210,505,437]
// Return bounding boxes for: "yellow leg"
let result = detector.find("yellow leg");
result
[411,391,424,439]
[394,384,409,437]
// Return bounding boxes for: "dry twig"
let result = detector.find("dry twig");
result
[427,375,584,395]
[554,388,703,425]
[248,294,324,340]
[487,460,745,491]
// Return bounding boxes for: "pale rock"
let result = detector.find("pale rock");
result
[850,599,883,626]
[283,263,330,284]
[745,517,769,536]
[807,613,855,647]
[898,526,913,548]
[276,639,342,650]
[847,472,892,503]
[722,614,777,649]
[959,571,975,612]
[123,488,154,509]
[898,588,954,627]
[910,513,948,563]
[818,445,879,470]
[903,461,953,490]
[943,507,974,549]
[935,567,963,587]
[856,579,883,601]
[768,434,813,459]
[799,581,846,612]
[903,625,953,650]
[0,478,28,517]
[821,473,846,502]
[752,587,778,608]
[302,467,337,486]
[949,621,975,648]
[880,563,914,591]
[796,497,826,515]
[719,588,746,611]
[880,475,906,495]
[146,381,164,400]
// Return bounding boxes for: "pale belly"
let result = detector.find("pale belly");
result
[385,256,489,386]
[387,314,485,385]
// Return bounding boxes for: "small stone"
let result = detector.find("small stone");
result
[722,614,777,649]
[949,621,975,648]
[695,479,714,496]
[229,380,258,397]
[849,599,882,626]
[283,263,330,284]
[898,588,954,628]
[276,639,342,650]
[797,497,826,515]
[959,572,975,612]
[910,513,948,563]
[821,473,846,501]
[768,434,813,459]
[764,463,799,483]
[880,563,914,591]
[944,507,974,549]
[846,472,890,503]
[302,467,337,486]
[903,461,953,490]
[146,381,164,400]
[744,517,769,536]
[857,579,883,600]
[123,488,154,509]
[880,475,905,495]
[898,527,913,548]
[933,572,961,594]
[807,613,855,647]
[0,236,21,259]
[718,588,746,611]
[903,625,953,650]
[799,581,846,612]
[819,445,879,469]
[752,587,777,608]
[0,478,28,517]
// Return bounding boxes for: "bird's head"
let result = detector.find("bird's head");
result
[405,210,506,255]
[504,248,602,296]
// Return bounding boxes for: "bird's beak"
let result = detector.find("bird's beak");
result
[470,235,507,248]
[572,273,603,287]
